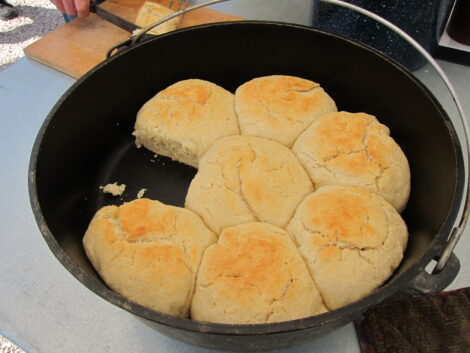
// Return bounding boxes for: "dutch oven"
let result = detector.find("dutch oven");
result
[28,5,468,351]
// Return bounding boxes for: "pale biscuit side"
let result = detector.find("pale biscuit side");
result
[134,79,240,168]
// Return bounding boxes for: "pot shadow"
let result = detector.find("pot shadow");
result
[0,5,64,45]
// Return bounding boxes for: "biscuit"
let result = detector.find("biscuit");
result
[292,111,410,211]
[134,79,239,167]
[191,222,327,324]
[82,198,217,317]
[185,135,313,234]
[235,75,337,147]
[135,1,178,35]
[286,186,408,310]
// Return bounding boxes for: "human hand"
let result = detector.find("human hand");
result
[51,0,90,17]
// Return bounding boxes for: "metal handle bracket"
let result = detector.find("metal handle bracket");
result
[403,253,461,297]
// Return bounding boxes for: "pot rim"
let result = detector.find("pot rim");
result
[28,20,466,336]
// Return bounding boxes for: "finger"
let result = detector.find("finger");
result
[50,0,66,14]
[75,0,90,17]
[62,0,78,16]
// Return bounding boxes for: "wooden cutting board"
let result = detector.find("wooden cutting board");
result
[24,0,242,78]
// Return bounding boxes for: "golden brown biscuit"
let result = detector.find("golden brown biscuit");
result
[185,135,313,234]
[286,186,408,310]
[83,198,217,317]
[292,111,410,211]
[235,75,337,147]
[134,79,239,167]
[135,1,178,35]
[191,222,327,324]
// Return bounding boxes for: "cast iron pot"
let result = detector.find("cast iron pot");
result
[29,21,465,351]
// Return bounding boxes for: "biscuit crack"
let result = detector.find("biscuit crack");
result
[237,148,260,223]
[356,249,376,268]
[299,219,379,253]
[108,247,126,264]
[197,281,215,289]
[176,256,196,276]
[269,277,294,305]
[265,310,275,322]
[294,249,329,310]
[298,119,397,188]
[297,151,340,184]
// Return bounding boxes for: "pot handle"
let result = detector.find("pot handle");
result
[402,253,461,297]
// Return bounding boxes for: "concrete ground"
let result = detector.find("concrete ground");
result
[1,3,63,351]
[0,0,64,71]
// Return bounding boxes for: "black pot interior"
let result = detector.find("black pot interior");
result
[31,22,464,334]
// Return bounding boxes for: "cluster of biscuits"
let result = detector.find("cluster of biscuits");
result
[83,76,410,324]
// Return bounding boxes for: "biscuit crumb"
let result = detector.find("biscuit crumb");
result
[137,188,147,199]
[100,182,126,196]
